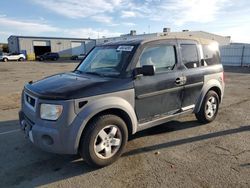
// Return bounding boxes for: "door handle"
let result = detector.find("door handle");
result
[175,77,182,85]
[175,76,187,85]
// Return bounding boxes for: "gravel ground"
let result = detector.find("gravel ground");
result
[0,61,249,188]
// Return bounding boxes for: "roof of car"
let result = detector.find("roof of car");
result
[100,36,217,46]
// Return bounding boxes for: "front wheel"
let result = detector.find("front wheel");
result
[195,90,219,123]
[79,114,128,167]
[3,58,7,62]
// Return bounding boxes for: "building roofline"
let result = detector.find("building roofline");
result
[97,30,230,41]
[195,31,231,38]
[99,36,218,46]
[141,36,217,45]
[8,35,96,41]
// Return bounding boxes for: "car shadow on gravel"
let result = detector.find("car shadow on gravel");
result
[0,120,97,188]
[124,124,250,157]
[0,154,97,187]
[0,119,201,187]
[1,119,249,187]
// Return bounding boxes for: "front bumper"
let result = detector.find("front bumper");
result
[19,111,66,153]
[19,90,82,154]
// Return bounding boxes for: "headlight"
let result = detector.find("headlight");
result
[40,104,63,120]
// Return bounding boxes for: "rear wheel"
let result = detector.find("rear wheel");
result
[19,57,24,61]
[3,58,7,62]
[195,90,219,123]
[79,114,128,167]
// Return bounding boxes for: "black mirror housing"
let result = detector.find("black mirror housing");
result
[134,65,155,76]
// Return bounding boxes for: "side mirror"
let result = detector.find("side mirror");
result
[134,65,155,76]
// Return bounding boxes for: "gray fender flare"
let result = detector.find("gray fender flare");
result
[194,79,223,113]
[73,96,138,152]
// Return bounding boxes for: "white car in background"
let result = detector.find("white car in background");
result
[71,54,86,60]
[0,52,26,62]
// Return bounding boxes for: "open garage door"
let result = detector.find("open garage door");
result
[33,40,51,56]
[71,42,85,55]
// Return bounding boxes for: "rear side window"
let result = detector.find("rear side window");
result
[139,45,176,73]
[181,44,199,69]
[202,44,220,66]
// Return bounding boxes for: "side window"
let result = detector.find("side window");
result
[202,44,220,66]
[181,44,199,69]
[139,44,176,73]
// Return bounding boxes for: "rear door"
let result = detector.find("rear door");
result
[134,40,184,122]
[179,40,204,108]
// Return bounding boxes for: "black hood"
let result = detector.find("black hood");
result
[25,72,133,100]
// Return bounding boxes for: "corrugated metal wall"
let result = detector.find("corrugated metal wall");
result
[220,43,250,66]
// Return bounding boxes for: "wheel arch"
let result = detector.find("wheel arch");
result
[73,96,138,153]
[194,79,223,113]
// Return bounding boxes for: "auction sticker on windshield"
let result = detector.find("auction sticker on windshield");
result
[117,46,134,51]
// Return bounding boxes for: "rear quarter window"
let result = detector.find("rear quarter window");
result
[202,44,220,66]
[180,44,199,69]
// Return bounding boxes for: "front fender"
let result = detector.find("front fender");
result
[71,91,138,152]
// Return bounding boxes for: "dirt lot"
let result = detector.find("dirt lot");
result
[0,61,249,188]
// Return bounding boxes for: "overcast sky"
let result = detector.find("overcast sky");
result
[0,0,250,43]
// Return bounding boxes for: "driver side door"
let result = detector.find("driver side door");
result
[134,41,184,123]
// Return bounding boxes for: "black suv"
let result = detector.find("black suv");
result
[36,52,59,61]
[20,37,224,167]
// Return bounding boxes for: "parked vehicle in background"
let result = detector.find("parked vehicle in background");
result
[71,54,86,60]
[19,37,224,167]
[0,52,26,62]
[36,52,59,61]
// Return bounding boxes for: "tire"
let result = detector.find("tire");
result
[39,58,43,61]
[195,90,219,123]
[79,114,128,167]
[3,58,7,62]
[19,57,24,61]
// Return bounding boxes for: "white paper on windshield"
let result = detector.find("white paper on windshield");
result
[117,46,134,51]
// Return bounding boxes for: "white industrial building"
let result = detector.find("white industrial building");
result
[8,36,96,60]
[8,29,233,63]
[97,29,231,46]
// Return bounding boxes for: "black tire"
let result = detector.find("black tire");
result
[19,57,24,61]
[195,90,219,123]
[3,58,7,62]
[79,114,128,167]
[39,58,43,61]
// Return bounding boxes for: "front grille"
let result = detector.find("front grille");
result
[25,94,36,107]
[23,113,35,126]
[24,92,37,111]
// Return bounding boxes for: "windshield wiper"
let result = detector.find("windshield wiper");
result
[85,71,104,77]
[74,70,83,74]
